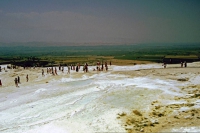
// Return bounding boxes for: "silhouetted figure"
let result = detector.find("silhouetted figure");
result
[26,74,29,82]
[97,61,100,71]
[78,63,80,69]
[76,65,79,72]
[67,65,70,74]
[163,62,167,68]
[0,79,2,86]
[42,69,44,76]
[84,63,88,72]
[181,62,183,68]
[184,61,187,67]
[17,76,20,84]
[73,65,75,70]
[15,78,19,87]
[55,67,57,75]
[61,66,64,73]
[105,62,108,71]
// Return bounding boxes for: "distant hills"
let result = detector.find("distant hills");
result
[0,42,133,47]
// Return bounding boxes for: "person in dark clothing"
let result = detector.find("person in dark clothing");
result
[26,74,29,82]
[181,62,183,67]
[17,76,20,84]
[184,61,187,67]
[15,78,19,87]
[42,69,44,76]
[76,65,79,72]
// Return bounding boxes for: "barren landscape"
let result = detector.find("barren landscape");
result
[0,62,200,133]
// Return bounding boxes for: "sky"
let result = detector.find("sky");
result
[0,0,200,44]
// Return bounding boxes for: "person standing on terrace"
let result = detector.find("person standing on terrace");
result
[15,78,19,87]
[0,79,2,87]
[26,74,29,82]
[42,69,44,76]
[67,65,70,74]
[184,61,187,67]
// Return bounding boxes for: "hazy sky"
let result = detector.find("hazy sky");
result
[0,0,200,43]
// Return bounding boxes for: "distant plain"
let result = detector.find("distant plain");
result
[0,43,200,66]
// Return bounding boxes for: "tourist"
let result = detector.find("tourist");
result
[184,61,187,67]
[61,66,64,73]
[73,65,75,70]
[163,62,167,68]
[52,67,54,75]
[17,76,20,84]
[15,78,18,87]
[85,63,88,72]
[181,62,183,68]
[78,63,80,70]
[26,74,29,82]
[42,69,44,76]
[55,67,57,75]
[59,65,61,71]
[105,62,108,71]
[0,79,2,86]
[67,65,70,74]
[97,61,100,71]
[76,65,79,72]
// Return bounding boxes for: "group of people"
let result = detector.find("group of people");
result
[44,63,90,76]
[0,61,112,87]
[44,61,109,76]
[163,61,187,68]
[95,61,109,71]
[46,65,69,76]
[0,64,31,87]
[46,67,58,75]
[14,76,20,87]
[181,61,187,68]
[14,75,29,87]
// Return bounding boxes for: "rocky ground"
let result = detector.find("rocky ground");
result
[116,64,200,132]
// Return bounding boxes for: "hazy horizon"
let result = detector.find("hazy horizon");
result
[0,0,200,44]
